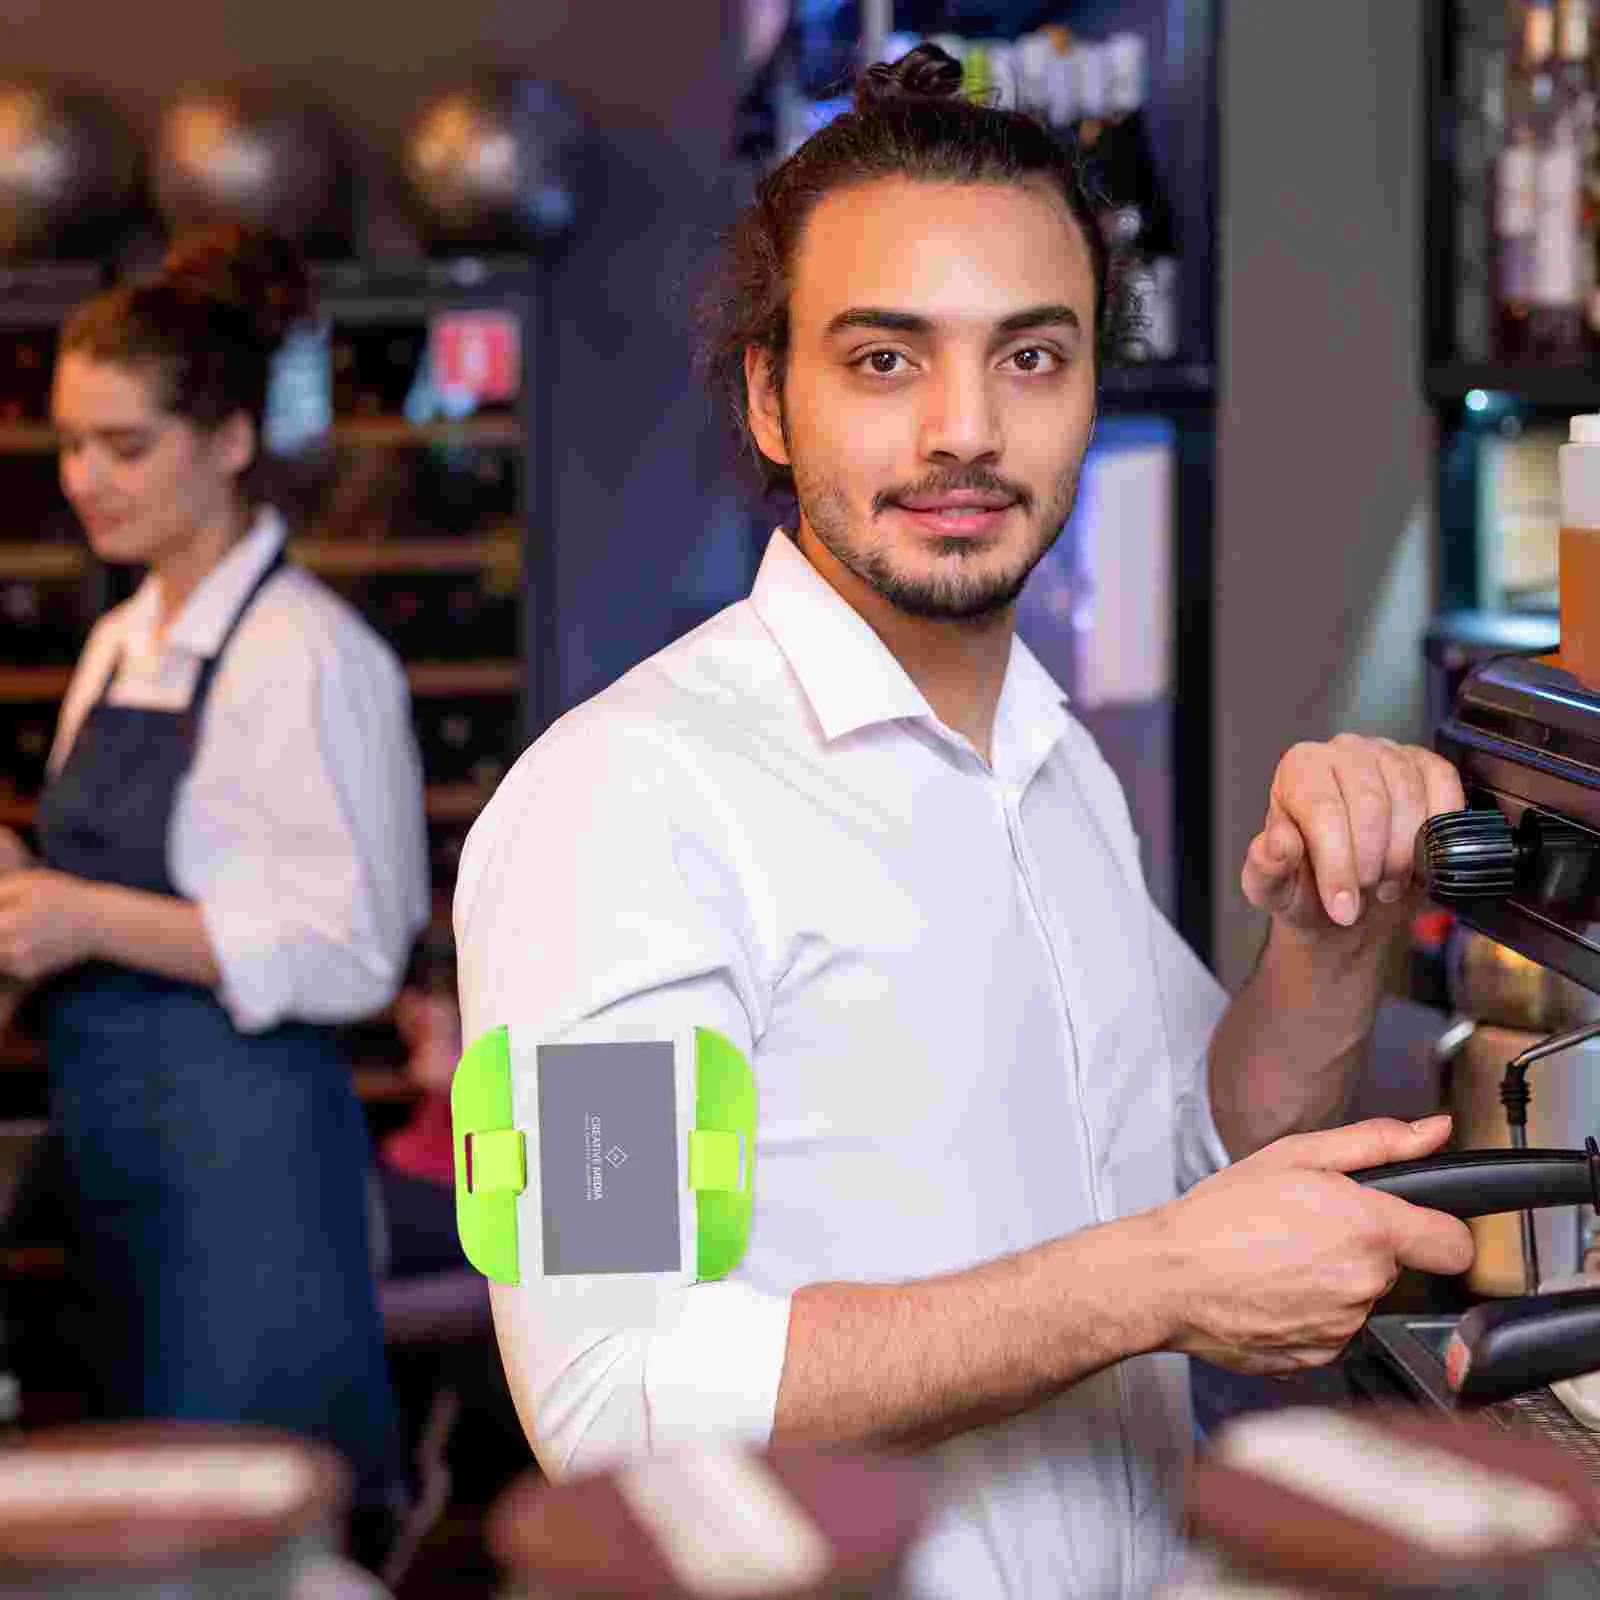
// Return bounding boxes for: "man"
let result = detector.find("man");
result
[454,45,1474,1599]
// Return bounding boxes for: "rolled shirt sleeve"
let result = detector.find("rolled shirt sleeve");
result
[455,708,795,1480]
[174,591,431,1033]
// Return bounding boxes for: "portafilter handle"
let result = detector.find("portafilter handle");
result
[1445,1287,1600,1405]
[1348,1147,1600,1218]
[1352,1150,1600,1406]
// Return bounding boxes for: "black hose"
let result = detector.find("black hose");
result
[1500,1018,1600,1291]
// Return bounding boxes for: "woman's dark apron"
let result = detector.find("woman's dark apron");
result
[33,549,402,1506]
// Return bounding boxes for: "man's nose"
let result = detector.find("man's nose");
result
[918,366,1003,461]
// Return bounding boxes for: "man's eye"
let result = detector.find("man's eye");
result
[855,350,910,376]
[111,442,149,463]
[1007,347,1061,374]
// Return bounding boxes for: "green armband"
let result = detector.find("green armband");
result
[451,1025,756,1287]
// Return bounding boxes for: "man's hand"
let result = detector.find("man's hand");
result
[0,869,97,984]
[1241,736,1464,933]
[1148,1115,1474,1375]
[0,827,32,876]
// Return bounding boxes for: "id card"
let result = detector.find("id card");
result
[536,1038,682,1276]
[453,1023,754,1290]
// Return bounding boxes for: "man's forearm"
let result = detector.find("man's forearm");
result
[1207,914,1396,1159]
[771,1211,1167,1453]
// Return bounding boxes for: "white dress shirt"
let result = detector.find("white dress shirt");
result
[49,508,431,1034]
[455,527,1233,1600]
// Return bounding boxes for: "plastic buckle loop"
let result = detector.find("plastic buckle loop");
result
[465,1128,527,1196]
[687,1128,743,1193]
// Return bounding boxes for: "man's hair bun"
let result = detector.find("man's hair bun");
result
[854,43,966,113]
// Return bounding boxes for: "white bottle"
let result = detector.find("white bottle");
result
[1103,32,1145,116]
[1557,413,1600,682]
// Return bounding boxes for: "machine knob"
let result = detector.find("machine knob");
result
[1414,809,1522,902]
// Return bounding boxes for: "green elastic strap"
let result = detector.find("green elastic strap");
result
[452,1026,523,1285]
[690,1027,756,1281]
[450,1025,756,1285]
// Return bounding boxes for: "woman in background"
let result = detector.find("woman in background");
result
[0,224,430,1541]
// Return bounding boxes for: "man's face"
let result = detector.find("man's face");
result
[745,175,1099,623]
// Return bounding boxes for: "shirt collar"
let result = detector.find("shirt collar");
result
[750,527,933,741]
[126,508,287,660]
[749,527,1071,763]
[993,629,1073,786]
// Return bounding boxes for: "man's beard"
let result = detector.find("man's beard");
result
[792,459,1083,622]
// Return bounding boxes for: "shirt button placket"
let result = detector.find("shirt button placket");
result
[996,780,1102,1214]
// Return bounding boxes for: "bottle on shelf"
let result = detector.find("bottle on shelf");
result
[0,577,94,666]
[1558,411,1600,684]
[1069,38,1108,167]
[330,325,430,419]
[1095,32,1179,365]
[0,332,55,427]
[0,705,59,801]
[1496,0,1591,363]
[1544,0,1595,358]
[1495,1,1553,360]
[0,1311,21,1442]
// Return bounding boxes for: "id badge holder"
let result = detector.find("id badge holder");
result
[452,1024,755,1288]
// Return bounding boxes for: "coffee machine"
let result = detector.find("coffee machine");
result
[1346,647,1600,1435]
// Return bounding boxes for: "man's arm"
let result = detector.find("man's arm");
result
[770,1117,1471,1455]
[1205,915,1389,1160]
[1209,736,1468,1160]
[773,1212,1163,1452]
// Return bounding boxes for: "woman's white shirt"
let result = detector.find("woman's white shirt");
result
[47,508,431,1033]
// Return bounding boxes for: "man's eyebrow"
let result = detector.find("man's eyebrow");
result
[823,304,1082,338]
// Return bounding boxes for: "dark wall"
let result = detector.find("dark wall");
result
[1214,3,1432,988]
[3,0,756,722]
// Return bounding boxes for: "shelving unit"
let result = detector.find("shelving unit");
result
[1422,0,1597,615]
[0,258,546,1124]
[0,415,524,454]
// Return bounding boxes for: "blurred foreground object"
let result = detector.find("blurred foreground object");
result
[0,1420,389,1596]
[1166,1405,1600,1598]
[153,88,352,256]
[486,1444,934,1599]
[0,82,140,261]
[402,75,587,254]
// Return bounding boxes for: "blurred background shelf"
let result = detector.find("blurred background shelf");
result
[0,416,524,453]
[0,536,522,578]
[0,661,526,700]
[1099,361,1215,408]
[1427,363,1600,410]
[0,783,494,828]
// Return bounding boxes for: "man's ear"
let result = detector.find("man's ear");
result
[743,344,791,466]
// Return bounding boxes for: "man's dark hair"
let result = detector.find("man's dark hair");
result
[693,43,1128,503]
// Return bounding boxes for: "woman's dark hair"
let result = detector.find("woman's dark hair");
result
[694,43,1126,501]
[59,223,315,495]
